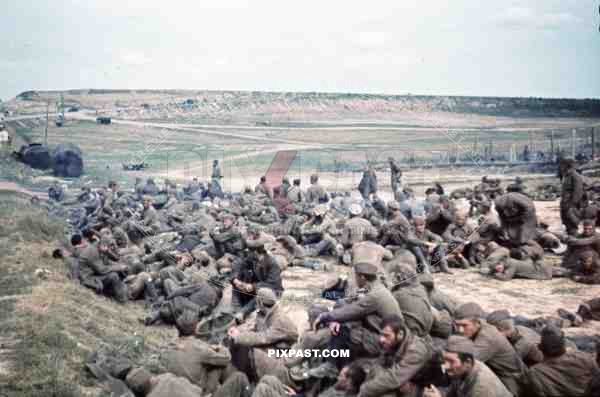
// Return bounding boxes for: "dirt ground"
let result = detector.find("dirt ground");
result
[278,199,600,340]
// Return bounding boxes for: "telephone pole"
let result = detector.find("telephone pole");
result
[44,100,49,145]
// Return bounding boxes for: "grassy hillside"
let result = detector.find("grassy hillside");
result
[0,192,175,396]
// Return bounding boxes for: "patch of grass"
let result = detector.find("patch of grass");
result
[3,315,83,397]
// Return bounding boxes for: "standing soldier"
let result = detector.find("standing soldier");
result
[306,174,328,204]
[389,157,402,199]
[211,159,223,198]
[560,157,585,235]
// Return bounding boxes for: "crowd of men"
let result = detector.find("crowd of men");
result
[47,156,600,397]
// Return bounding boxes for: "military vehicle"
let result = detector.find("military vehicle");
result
[96,116,111,124]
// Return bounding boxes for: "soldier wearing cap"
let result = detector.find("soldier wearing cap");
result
[306,174,328,204]
[142,177,159,196]
[389,157,402,197]
[560,157,585,235]
[139,195,160,235]
[340,203,377,248]
[412,215,450,273]
[287,178,304,204]
[231,232,282,319]
[255,176,269,195]
[299,204,337,256]
[454,303,524,396]
[72,234,129,303]
[486,310,543,367]
[310,261,402,376]
[387,262,434,337]
[431,335,512,397]
[563,218,600,269]
[228,287,298,351]
[210,213,244,258]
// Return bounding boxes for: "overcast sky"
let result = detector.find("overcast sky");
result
[0,0,598,100]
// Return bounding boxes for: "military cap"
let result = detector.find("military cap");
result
[454,302,484,320]
[389,262,417,286]
[349,202,363,216]
[387,200,400,211]
[354,262,378,276]
[313,204,328,216]
[583,218,596,226]
[247,224,262,234]
[310,174,319,182]
[257,287,277,307]
[282,176,289,183]
[445,335,475,355]
[222,213,236,221]
[126,367,153,395]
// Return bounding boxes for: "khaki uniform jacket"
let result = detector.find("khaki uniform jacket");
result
[235,304,299,349]
[163,338,231,390]
[75,244,114,279]
[561,169,584,209]
[147,373,204,397]
[342,217,378,247]
[329,280,402,334]
[306,183,327,203]
[446,360,512,397]
[358,331,433,397]
[287,186,305,203]
[392,284,433,338]
[521,351,598,397]
[471,322,524,396]
[509,326,543,366]
[494,193,537,245]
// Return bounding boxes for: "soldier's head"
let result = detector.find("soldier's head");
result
[146,178,155,185]
[293,178,301,187]
[560,157,576,172]
[454,211,467,226]
[213,159,219,165]
[247,224,261,239]
[260,176,266,184]
[70,234,83,247]
[142,195,153,209]
[443,336,476,379]
[413,216,426,233]
[175,309,198,337]
[125,367,154,396]
[579,250,596,270]
[336,362,367,394]
[256,288,277,313]
[349,203,363,218]
[454,303,484,339]
[282,177,289,185]
[222,213,235,228]
[583,219,595,236]
[387,200,400,213]
[108,180,118,191]
[379,314,406,352]
[439,195,450,209]
[539,325,566,358]
[97,241,109,253]
[354,262,378,288]
[313,204,328,218]
[310,174,319,184]
[486,310,515,338]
